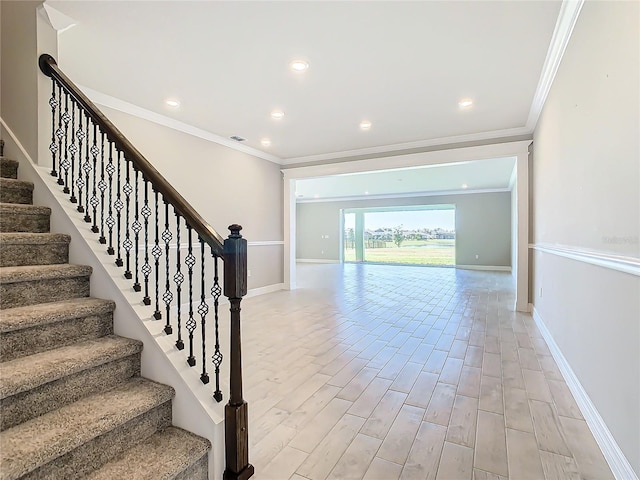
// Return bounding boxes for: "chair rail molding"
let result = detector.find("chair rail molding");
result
[529,243,640,277]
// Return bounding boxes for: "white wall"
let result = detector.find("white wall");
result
[98,106,284,290]
[297,191,512,268]
[531,0,639,475]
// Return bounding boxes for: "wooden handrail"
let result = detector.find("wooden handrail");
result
[38,54,225,254]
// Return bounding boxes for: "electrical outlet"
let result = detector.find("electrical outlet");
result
[248,270,251,277]
[475,254,479,259]
[539,287,543,298]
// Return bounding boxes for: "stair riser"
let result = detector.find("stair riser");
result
[0,184,33,204]
[1,355,141,431]
[1,312,113,362]
[1,160,18,179]
[21,402,172,480]
[175,454,209,480]
[0,242,69,267]
[0,275,90,309]
[0,212,50,233]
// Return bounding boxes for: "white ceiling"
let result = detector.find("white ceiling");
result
[48,0,561,164]
[295,156,516,201]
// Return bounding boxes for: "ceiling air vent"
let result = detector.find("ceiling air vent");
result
[230,135,246,142]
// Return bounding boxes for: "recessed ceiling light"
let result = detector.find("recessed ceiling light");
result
[364,191,369,195]
[290,60,309,72]
[458,99,473,108]
[360,120,372,130]
[462,183,469,189]
[165,99,180,107]
[271,110,285,119]
[314,194,320,198]
[260,138,271,147]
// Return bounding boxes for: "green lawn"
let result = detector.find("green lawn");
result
[344,239,455,266]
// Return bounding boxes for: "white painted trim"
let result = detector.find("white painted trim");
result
[526,0,585,131]
[296,259,340,264]
[281,142,530,180]
[532,306,639,480]
[530,243,640,277]
[247,240,284,246]
[456,265,511,272]
[297,188,510,204]
[281,127,531,165]
[76,85,282,165]
[246,282,285,298]
[0,117,36,164]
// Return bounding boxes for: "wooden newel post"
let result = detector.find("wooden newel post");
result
[223,225,254,480]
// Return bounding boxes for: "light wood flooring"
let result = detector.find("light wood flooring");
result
[240,263,613,480]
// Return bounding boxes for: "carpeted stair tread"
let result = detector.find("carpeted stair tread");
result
[0,263,92,284]
[86,426,211,480]
[0,377,174,480]
[0,233,71,267]
[0,232,70,246]
[0,335,142,399]
[0,202,50,216]
[0,157,19,179]
[0,178,34,204]
[0,297,114,334]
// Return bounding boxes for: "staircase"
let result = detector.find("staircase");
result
[0,156,211,479]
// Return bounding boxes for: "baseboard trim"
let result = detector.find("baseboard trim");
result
[246,283,285,298]
[456,265,511,272]
[297,259,340,264]
[532,306,638,480]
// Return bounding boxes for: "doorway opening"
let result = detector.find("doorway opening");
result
[342,205,455,266]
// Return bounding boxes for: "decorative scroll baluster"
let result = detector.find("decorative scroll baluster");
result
[68,102,77,203]
[61,92,70,193]
[162,201,173,334]
[74,109,85,211]
[185,225,197,366]
[152,191,162,319]
[123,158,133,279]
[114,149,124,266]
[198,238,210,384]
[56,84,64,186]
[48,79,58,178]
[211,253,223,402]
[141,179,152,305]
[174,213,184,350]
[90,124,100,233]
[81,112,92,221]
[106,142,116,255]
[132,168,142,292]
[98,134,107,244]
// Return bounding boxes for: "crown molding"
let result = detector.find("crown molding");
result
[525,0,584,131]
[297,188,510,204]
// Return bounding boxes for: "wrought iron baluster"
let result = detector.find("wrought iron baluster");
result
[114,149,124,266]
[74,109,86,212]
[174,212,184,350]
[61,92,70,194]
[98,133,107,244]
[162,200,173,334]
[90,124,100,233]
[132,168,142,292]
[152,190,162,319]
[211,252,223,402]
[123,158,133,279]
[141,179,152,305]
[106,142,115,255]
[198,237,209,384]
[185,225,197,366]
[56,84,64,186]
[81,112,91,221]
[68,101,77,203]
[48,78,58,178]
